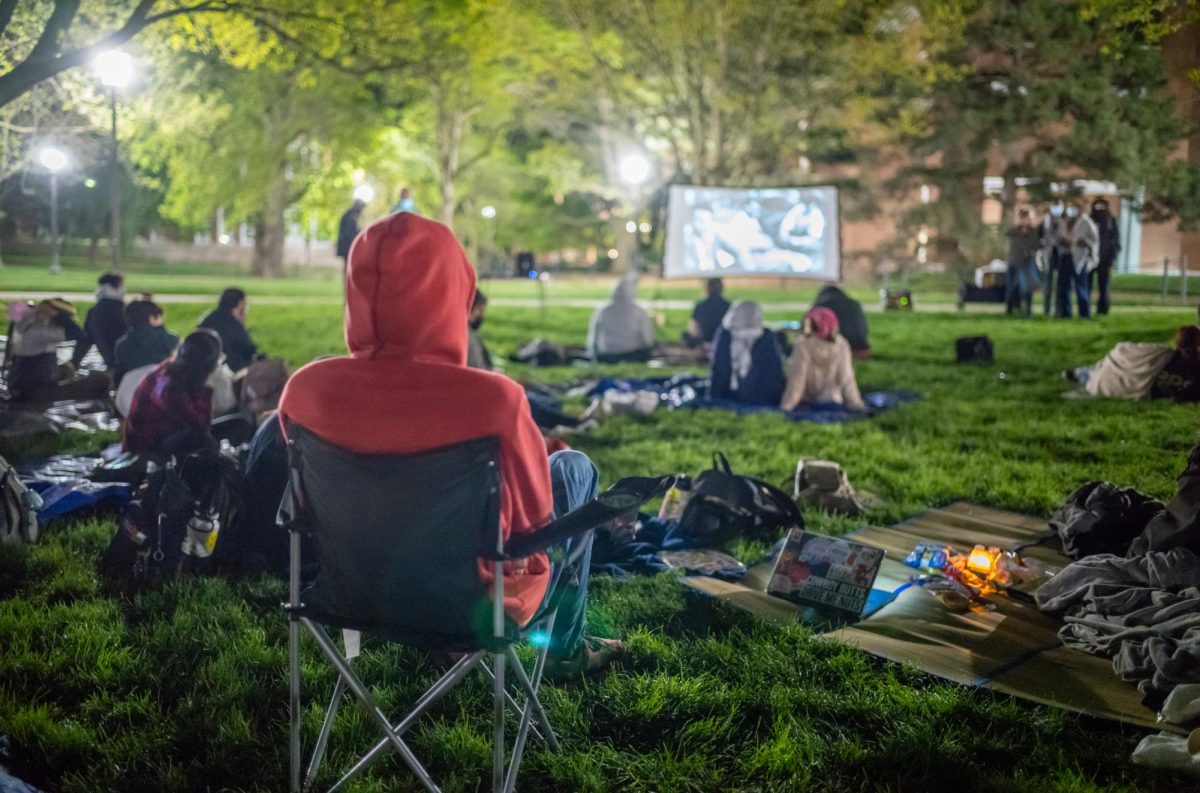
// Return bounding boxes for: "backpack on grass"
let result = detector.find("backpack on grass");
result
[99,447,241,582]
[0,455,41,544]
[678,452,803,547]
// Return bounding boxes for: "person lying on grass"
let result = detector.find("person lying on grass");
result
[709,299,787,406]
[123,329,222,457]
[780,306,865,411]
[279,212,624,677]
[1064,325,1200,402]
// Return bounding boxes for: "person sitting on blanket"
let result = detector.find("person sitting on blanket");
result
[780,306,865,411]
[198,288,259,372]
[113,300,179,387]
[123,329,222,456]
[709,300,787,406]
[587,276,656,363]
[71,271,127,370]
[466,290,493,370]
[6,298,110,403]
[1065,325,1200,402]
[279,212,623,677]
[812,285,870,360]
[682,277,731,348]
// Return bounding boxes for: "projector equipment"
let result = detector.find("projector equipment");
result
[881,289,913,311]
[516,251,536,279]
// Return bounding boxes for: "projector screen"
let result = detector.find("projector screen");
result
[664,185,840,280]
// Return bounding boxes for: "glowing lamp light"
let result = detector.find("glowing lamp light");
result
[527,270,539,280]
[481,205,496,219]
[966,545,998,576]
[39,146,67,173]
[607,248,620,260]
[352,184,375,203]
[218,233,232,245]
[83,177,97,188]
[93,49,134,89]
[639,222,652,233]
[625,220,637,233]
[618,152,651,186]
[528,631,551,647]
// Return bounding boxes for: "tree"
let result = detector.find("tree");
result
[132,18,375,276]
[887,0,1200,264]
[0,0,254,109]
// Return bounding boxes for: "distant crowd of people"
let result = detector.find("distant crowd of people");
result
[1005,198,1120,319]
[4,273,271,457]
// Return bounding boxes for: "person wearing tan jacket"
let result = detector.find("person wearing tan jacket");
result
[780,306,865,411]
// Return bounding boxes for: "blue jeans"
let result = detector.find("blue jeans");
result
[535,450,599,658]
[1056,254,1091,318]
[1005,260,1035,316]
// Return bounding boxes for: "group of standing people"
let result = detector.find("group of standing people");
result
[1006,198,1121,319]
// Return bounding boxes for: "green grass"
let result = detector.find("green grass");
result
[1,274,1198,791]
[5,250,1198,309]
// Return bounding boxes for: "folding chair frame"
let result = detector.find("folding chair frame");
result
[286,483,563,793]
[281,428,672,793]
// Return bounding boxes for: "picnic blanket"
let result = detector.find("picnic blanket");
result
[685,502,1182,732]
[0,400,119,439]
[16,455,132,522]
[580,375,919,423]
[691,390,919,424]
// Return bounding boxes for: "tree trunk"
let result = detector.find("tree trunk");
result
[252,172,288,278]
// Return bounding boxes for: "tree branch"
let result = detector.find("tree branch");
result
[0,0,237,109]
[0,0,20,38]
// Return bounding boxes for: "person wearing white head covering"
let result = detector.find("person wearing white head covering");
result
[587,277,656,362]
[709,299,786,405]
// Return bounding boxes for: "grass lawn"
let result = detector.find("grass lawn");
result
[1,273,1198,792]
[3,251,1198,308]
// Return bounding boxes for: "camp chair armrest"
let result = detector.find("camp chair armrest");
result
[491,475,674,560]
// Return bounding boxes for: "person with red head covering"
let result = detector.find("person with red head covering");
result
[780,306,865,411]
[279,212,621,676]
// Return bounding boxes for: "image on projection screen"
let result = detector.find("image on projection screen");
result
[664,185,840,280]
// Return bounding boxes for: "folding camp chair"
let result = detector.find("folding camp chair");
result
[281,424,670,793]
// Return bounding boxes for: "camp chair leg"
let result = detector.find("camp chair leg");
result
[289,613,302,793]
[502,667,537,793]
[476,665,545,742]
[304,620,441,793]
[304,676,347,790]
[288,530,303,793]
[492,560,506,793]
[326,651,487,793]
[505,646,560,753]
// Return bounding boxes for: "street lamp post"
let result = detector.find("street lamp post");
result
[93,49,133,270]
[39,146,68,275]
[616,151,652,273]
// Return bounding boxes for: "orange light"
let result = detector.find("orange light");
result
[966,545,996,575]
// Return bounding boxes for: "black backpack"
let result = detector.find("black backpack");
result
[0,455,40,544]
[99,448,242,582]
[678,452,804,547]
[956,335,994,364]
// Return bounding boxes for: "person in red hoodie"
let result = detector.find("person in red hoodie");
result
[279,212,621,676]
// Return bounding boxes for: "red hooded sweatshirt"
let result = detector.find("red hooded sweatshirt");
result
[278,213,553,626]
